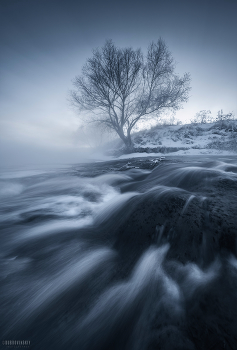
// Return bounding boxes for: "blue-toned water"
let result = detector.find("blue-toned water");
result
[1,156,237,349]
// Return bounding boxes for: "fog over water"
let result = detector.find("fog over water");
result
[1,156,237,349]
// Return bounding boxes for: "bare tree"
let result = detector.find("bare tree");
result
[70,39,191,148]
[190,110,213,124]
[216,109,235,122]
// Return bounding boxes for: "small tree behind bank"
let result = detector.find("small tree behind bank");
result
[216,110,235,122]
[190,110,213,124]
[190,109,236,125]
[70,39,191,148]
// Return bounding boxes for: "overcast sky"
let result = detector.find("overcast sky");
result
[0,0,237,166]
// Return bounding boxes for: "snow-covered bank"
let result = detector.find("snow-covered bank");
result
[117,148,237,160]
[105,120,237,158]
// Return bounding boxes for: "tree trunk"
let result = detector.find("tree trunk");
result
[117,127,133,150]
[125,130,133,149]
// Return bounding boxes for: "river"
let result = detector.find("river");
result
[1,155,237,349]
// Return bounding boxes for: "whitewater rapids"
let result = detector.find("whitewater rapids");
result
[1,155,237,349]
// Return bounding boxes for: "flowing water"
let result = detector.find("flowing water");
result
[1,156,237,349]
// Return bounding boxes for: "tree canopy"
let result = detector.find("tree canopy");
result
[71,39,191,148]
